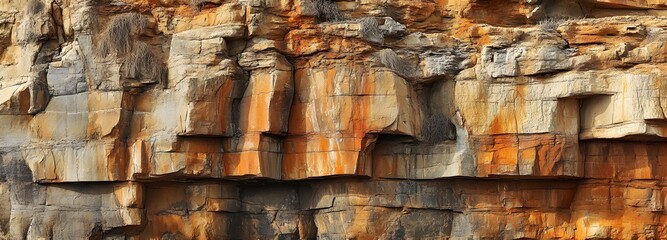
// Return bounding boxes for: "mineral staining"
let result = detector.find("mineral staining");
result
[1,0,667,239]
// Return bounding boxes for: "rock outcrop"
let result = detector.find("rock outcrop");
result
[2,0,667,239]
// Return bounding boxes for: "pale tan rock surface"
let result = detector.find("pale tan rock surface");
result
[2,0,667,239]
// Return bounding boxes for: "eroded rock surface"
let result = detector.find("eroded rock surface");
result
[2,0,667,239]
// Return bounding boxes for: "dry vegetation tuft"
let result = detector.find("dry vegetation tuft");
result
[313,0,346,22]
[95,13,165,87]
[123,42,166,86]
[377,49,412,77]
[98,13,147,57]
[538,17,564,32]
[422,113,456,143]
[358,17,383,41]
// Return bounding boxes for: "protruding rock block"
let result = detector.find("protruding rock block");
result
[579,70,667,140]
[25,90,131,182]
[113,182,143,208]
[222,133,282,178]
[238,51,294,134]
[372,138,475,179]
[22,140,128,182]
[182,3,247,31]
[169,27,248,136]
[217,50,296,179]
[46,41,88,96]
[0,80,49,115]
[472,134,581,177]
[283,135,376,179]
[146,137,224,178]
[283,65,420,179]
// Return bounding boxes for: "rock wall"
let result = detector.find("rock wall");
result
[1,0,667,239]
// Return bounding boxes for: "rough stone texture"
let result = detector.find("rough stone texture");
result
[2,0,667,239]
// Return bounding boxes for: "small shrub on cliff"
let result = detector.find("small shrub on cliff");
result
[538,17,564,32]
[313,0,346,22]
[98,13,147,57]
[96,13,164,87]
[358,17,383,41]
[377,49,412,77]
[123,42,166,87]
[422,113,456,143]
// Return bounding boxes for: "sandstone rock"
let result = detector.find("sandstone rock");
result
[587,0,667,9]
[0,81,48,115]
[378,17,406,37]
[1,0,667,239]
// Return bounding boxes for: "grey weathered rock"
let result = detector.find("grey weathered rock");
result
[1,0,667,239]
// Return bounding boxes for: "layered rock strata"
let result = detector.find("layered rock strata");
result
[2,0,667,239]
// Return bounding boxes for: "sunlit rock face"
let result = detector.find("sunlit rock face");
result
[2,0,667,238]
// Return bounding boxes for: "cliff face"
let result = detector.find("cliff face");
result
[1,0,667,239]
